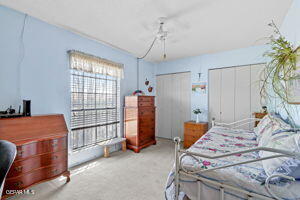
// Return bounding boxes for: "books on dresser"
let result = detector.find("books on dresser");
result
[124,96,156,153]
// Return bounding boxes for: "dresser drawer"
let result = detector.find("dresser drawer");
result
[184,134,201,142]
[48,137,67,152]
[139,108,155,116]
[184,140,195,148]
[184,123,208,131]
[4,163,67,191]
[138,101,154,107]
[125,96,154,107]
[138,96,154,102]
[15,137,67,161]
[15,142,42,161]
[185,129,206,137]
[139,134,153,145]
[184,135,201,148]
[7,150,67,178]
[139,127,154,136]
[139,117,155,126]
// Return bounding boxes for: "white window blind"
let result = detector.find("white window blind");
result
[69,51,122,151]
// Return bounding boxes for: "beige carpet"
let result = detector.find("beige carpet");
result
[9,138,174,200]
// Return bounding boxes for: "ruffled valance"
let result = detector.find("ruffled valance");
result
[69,50,124,79]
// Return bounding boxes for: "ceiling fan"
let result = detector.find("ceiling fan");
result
[138,17,168,60]
[138,1,218,60]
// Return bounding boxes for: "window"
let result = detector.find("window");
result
[69,51,123,151]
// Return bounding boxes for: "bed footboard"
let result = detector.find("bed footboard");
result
[173,137,300,200]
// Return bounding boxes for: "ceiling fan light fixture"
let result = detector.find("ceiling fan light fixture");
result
[138,17,169,60]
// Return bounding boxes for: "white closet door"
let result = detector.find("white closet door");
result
[156,72,191,140]
[220,68,235,123]
[171,72,191,139]
[156,74,172,139]
[180,72,191,139]
[209,70,221,122]
[171,73,180,138]
[251,64,265,113]
[235,66,251,129]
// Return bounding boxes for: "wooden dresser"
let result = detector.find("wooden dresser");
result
[0,114,70,199]
[184,121,208,148]
[124,96,156,153]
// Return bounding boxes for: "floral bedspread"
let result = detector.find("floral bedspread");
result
[165,126,300,200]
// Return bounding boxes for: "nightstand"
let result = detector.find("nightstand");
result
[184,121,208,148]
[253,112,267,127]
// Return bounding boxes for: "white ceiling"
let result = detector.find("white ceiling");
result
[0,0,292,62]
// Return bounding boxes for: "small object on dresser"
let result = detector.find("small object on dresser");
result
[184,121,208,148]
[193,108,202,123]
[262,106,268,113]
[23,100,31,116]
[132,90,145,96]
[0,106,23,118]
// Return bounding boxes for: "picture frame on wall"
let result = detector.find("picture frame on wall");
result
[192,82,207,94]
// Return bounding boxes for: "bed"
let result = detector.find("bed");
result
[165,117,300,200]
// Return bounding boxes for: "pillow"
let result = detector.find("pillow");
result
[257,114,292,147]
[261,133,300,178]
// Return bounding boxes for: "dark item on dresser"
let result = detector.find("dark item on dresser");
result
[0,140,17,197]
[124,96,156,153]
[23,100,31,116]
[253,112,268,127]
[0,114,70,199]
[0,113,23,119]
[184,121,208,148]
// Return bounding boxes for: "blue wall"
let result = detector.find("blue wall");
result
[156,45,269,121]
[0,6,156,166]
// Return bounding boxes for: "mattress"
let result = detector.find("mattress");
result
[165,126,300,200]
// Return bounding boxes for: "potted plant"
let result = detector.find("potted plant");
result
[260,21,300,126]
[193,108,202,123]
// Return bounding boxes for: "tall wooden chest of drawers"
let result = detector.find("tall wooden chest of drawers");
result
[184,121,208,148]
[0,114,70,199]
[124,96,156,153]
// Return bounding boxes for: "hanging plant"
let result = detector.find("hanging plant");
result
[261,21,300,125]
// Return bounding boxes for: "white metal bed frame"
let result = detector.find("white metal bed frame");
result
[173,118,300,200]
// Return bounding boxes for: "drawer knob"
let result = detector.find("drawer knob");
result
[52,143,58,147]
[52,155,58,160]
[17,150,25,157]
[14,181,23,187]
[52,169,58,174]
[15,166,23,172]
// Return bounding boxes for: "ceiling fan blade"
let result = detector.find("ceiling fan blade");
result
[152,0,220,29]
